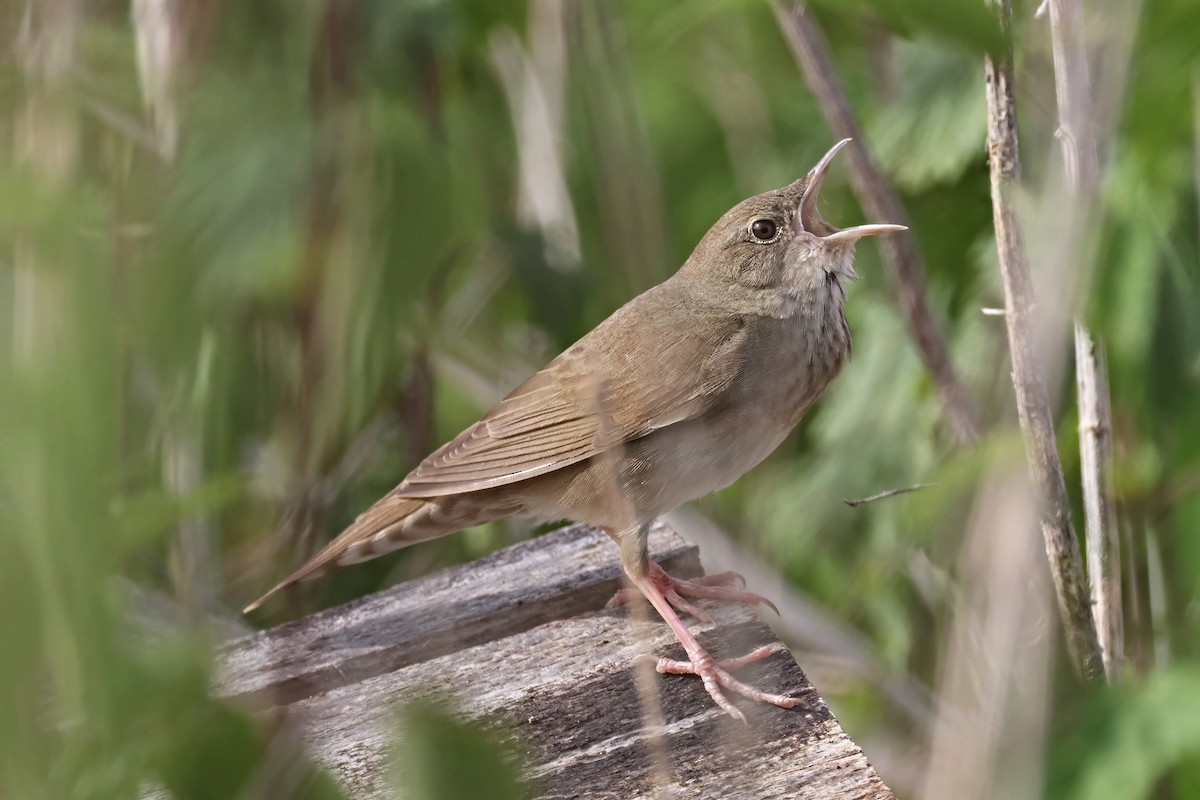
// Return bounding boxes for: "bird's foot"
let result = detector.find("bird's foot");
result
[606,561,779,622]
[604,533,796,722]
[652,643,797,722]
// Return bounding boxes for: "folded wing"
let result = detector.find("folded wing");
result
[396,298,749,498]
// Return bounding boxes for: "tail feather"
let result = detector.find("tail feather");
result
[244,491,498,614]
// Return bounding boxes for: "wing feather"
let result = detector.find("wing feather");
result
[396,291,749,498]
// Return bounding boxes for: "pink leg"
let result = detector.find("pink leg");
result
[628,568,798,722]
[607,560,780,620]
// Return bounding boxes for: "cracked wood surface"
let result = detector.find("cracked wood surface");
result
[218,522,894,799]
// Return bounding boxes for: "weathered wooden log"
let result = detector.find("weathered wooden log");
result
[218,521,895,799]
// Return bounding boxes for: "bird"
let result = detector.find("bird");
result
[244,139,905,721]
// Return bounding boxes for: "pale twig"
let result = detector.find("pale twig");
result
[1121,517,1147,673]
[571,2,669,290]
[489,20,581,269]
[1046,0,1100,194]
[1045,0,1123,681]
[983,0,1103,679]
[1194,73,1200,238]
[1144,527,1170,668]
[81,96,171,157]
[923,473,1054,800]
[844,484,936,508]
[1074,324,1123,678]
[772,3,982,445]
[131,0,179,158]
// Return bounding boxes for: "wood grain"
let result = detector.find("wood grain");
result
[218,522,894,799]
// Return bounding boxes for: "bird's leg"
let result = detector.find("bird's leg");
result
[609,527,796,721]
[606,558,780,622]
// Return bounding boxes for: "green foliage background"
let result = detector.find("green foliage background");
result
[0,0,1196,797]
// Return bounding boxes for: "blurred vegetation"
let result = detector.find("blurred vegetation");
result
[0,0,1196,797]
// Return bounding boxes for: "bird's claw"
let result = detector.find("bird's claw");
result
[606,563,780,620]
[656,644,796,722]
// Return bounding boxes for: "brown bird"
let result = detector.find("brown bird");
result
[245,139,905,721]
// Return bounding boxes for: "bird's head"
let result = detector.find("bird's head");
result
[680,139,906,314]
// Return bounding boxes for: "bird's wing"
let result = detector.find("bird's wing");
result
[396,295,750,497]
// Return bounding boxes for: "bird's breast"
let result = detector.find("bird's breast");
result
[641,300,852,509]
[743,292,851,425]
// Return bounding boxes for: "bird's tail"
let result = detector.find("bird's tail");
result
[243,490,511,613]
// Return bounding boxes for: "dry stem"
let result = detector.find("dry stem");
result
[844,484,935,508]
[984,0,1102,679]
[1074,325,1123,678]
[773,3,981,445]
[1046,0,1123,681]
[1047,0,1100,193]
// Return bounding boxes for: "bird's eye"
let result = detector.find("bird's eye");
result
[749,219,778,243]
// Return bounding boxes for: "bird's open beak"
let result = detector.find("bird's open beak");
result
[797,138,907,244]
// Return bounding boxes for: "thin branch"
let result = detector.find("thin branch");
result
[1194,73,1200,238]
[1044,0,1123,682]
[489,21,581,269]
[274,0,359,570]
[922,473,1054,800]
[131,0,180,158]
[772,4,979,443]
[983,0,1102,679]
[773,3,982,445]
[1145,528,1171,668]
[1045,0,1123,681]
[1074,324,1123,679]
[844,483,935,508]
[1121,516,1147,674]
[1047,0,1100,194]
[81,95,171,158]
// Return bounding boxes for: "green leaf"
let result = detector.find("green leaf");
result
[815,0,1005,55]
[869,41,986,192]
[1053,669,1200,800]
[394,704,526,800]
